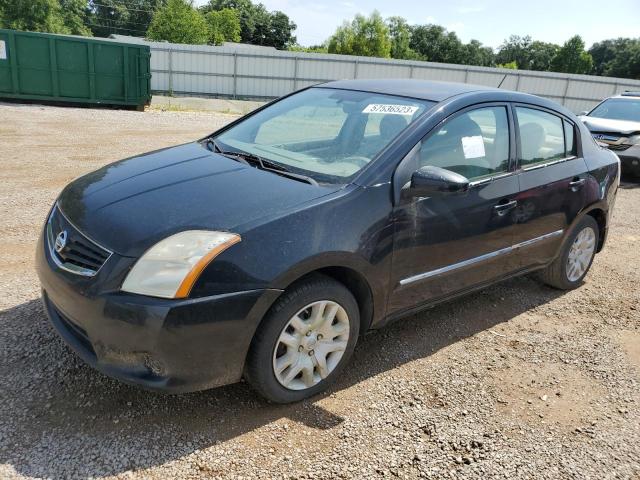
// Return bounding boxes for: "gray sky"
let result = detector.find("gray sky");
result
[195,0,640,48]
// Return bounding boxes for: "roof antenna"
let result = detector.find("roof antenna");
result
[497,73,508,89]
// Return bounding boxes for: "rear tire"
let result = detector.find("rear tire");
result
[245,274,359,403]
[537,216,599,290]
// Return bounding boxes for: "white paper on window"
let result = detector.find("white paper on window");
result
[0,41,6,60]
[461,135,486,159]
[362,104,419,115]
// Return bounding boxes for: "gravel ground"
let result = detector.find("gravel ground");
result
[0,103,638,480]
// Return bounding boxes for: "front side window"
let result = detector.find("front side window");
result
[516,107,565,167]
[216,88,433,184]
[416,106,510,181]
[589,98,640,122]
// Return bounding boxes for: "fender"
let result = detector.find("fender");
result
[268,251,385,330]
[555,200,609,261]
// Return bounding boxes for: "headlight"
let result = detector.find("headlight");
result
[624,134,640,145]
[121,230,241,299]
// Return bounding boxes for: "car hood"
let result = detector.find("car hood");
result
[57,142,341,257]
[580,115,640,135]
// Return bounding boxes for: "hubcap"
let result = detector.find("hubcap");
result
[566,226,596,282]
[272,300,350,391]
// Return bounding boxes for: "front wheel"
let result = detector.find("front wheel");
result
[537,216,599,290]
[245,275,360,403]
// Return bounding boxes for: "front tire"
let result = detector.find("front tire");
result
[537,216,599,290]
[245,275,360,403]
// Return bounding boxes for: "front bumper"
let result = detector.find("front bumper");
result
[36,229,281,393]
[616,144,640,175]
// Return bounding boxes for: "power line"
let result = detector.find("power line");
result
[90,0,164,7]
[90,17,155,27]
[92,3,157,14]
[87,23,148,35]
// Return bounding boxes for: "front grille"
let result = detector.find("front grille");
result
[47,205,112,276]
[593,133,621,143]
[608,144,632,152]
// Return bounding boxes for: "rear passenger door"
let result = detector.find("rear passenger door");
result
[388,104,520,315]
[512,105,588,269]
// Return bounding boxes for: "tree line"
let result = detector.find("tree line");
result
[0,0,297,48]
[313,11,640,80]
[0,2,638,79]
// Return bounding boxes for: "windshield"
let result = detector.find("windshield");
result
[589,98,640,122]
[215,87,434,184]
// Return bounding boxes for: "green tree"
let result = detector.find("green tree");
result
[201,0,295,48]
[590,38,640,79]
[527,41,559,71]
[265,10,296,49]
[288,43,328,53]
[147,0,208,44]
[386,16,415,59]
[328,11,391,58]
[60,0,92,36]
[0,0,68,33]
[589,39,619,76]
[550,35,593,74]
[409,24,463,63]
[460,39,494,67]
[205,8,240,44]
[496,35,532,69]
[88,0,166,37]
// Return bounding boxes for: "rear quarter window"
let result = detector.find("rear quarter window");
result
[564,120,577,157]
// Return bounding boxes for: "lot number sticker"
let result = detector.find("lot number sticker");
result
[461,135,486,159]
[362,104,419,115]
[0,41,6,60]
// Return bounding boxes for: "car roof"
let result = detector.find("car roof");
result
[316,79,500,102]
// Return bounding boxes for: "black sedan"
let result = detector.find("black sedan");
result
[37,79,620,403]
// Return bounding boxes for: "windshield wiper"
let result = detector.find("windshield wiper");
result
[204,138,318,186]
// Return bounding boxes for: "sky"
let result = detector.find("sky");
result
[195,0,640,48]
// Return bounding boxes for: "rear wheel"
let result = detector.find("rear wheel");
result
[537,216,599,290]
[245,275,359,403]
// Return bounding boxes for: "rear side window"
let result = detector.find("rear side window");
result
[516,107,565,167]
[417,106,510,181]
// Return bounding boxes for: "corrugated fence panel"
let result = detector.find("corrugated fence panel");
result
[518,76,568,101]
[110,36,640,113]
[412,66,467,82]
[357,62,411,79]
[465,71,506,87]
[297,58,355,80]
[569,80,616,102]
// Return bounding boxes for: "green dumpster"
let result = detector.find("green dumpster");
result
[0,29,151,108]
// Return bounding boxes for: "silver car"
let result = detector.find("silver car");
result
[580,92,640,177]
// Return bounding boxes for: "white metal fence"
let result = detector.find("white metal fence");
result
[112,35,640,113]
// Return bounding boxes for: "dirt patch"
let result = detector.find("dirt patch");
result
[491,361,609,428]
[615,329,640,370]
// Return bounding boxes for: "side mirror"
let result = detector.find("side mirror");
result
[409,166,470,197]
[579,111,588,116]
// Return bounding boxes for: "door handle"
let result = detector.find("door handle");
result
[569,178,586,191]
[494,199,518,216]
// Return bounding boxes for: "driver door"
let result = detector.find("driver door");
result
[388,104,520,316]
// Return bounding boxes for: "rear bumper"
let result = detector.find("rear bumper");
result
[36,230,282,393]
